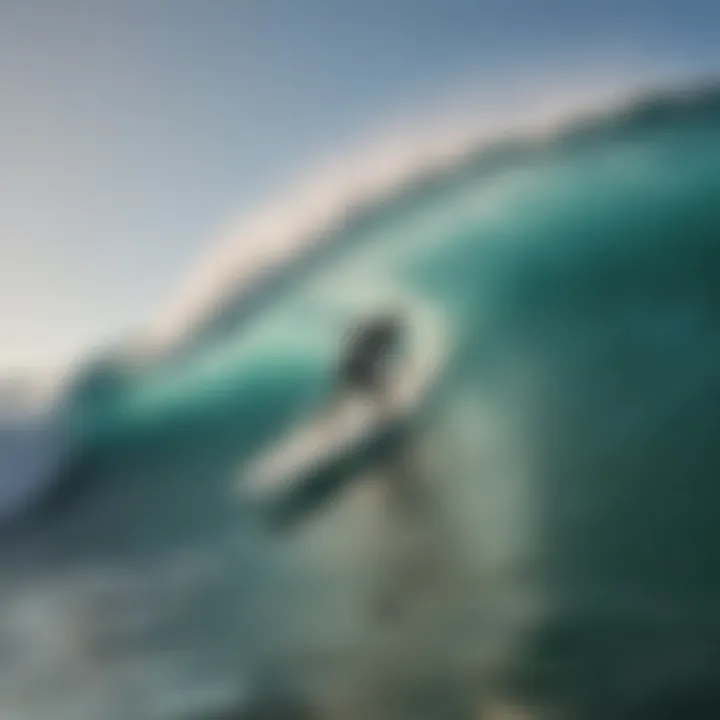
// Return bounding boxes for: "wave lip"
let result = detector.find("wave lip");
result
[145,79,720,360]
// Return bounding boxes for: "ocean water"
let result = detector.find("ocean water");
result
[2,85,720,718]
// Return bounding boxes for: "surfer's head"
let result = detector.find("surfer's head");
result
[356,313,404,350]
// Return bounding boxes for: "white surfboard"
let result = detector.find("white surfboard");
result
[238,307,449,503]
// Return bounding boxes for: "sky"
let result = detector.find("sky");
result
[1,0,719,374]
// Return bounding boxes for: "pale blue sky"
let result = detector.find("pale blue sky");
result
[1,0,718,372]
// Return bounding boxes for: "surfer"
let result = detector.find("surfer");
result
[334,314,455,626]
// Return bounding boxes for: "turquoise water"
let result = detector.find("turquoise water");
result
[6,85,720,718]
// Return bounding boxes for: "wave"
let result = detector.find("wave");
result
[2,76,720,718]
[144,80,719,362]
[52,77,719,450]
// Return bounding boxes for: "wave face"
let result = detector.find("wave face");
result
[6,85,720,718]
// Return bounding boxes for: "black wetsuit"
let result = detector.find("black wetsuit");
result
[338,317,403,393]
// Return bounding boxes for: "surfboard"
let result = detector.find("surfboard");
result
[238,308,449,506]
